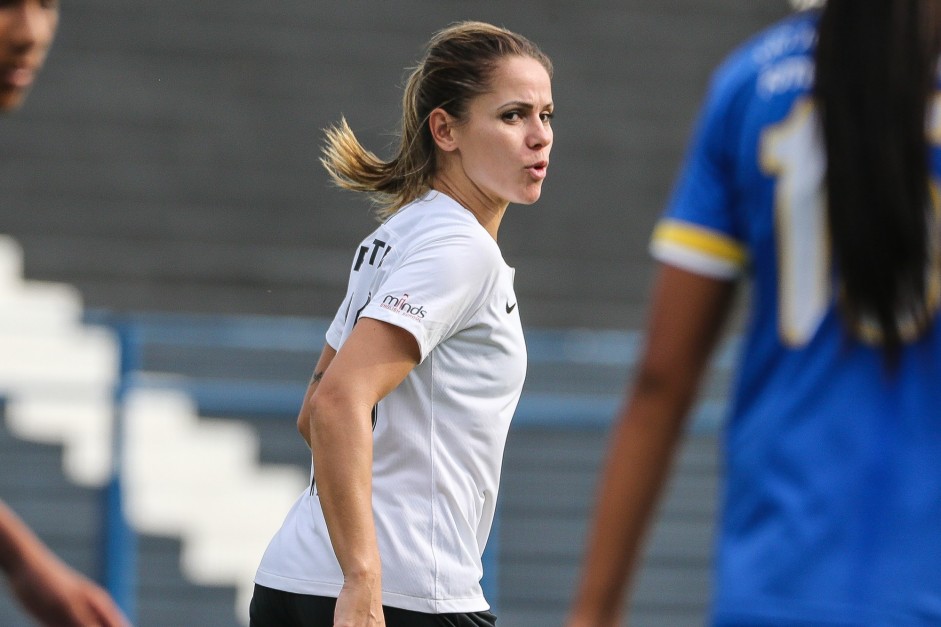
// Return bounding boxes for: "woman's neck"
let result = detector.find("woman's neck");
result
[432,167,507,241]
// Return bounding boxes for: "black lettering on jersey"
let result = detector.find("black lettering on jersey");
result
[368,239,387,265]
[355,239,389,272]
[353,245,369,272]
[378,245,392,267]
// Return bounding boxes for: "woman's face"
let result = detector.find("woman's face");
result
[451,55,553,207]
[0,0,59,113]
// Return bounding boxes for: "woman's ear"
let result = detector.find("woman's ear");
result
[429,108,458,152]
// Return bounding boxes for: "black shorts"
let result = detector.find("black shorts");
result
[249,584,498,627]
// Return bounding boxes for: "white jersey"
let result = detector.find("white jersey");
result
[254,190,527,613]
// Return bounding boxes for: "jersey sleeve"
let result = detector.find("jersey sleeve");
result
[325,247,361,351]
[358,231,499,361]
[650,59,750,280]
[325,286,351,351]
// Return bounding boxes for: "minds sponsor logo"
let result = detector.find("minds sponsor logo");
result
[380,292,427,320]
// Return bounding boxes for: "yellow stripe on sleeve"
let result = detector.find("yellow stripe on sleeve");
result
[652,220,747,267]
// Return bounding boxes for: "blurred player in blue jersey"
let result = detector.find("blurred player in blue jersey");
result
[568,0,941,625]
[1,2,129,625]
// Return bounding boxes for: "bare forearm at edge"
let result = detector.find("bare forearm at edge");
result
[570,376,697,624]
[309,394,382,579]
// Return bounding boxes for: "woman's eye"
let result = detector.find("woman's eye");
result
[540,112,554,124]
[502,111,522,122]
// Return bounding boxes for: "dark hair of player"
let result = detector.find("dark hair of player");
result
[816,0,941,356]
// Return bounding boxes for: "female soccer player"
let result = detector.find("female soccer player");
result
[251,21,553,627]
[568,1,941,625]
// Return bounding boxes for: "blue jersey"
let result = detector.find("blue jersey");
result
[652,11,941,625]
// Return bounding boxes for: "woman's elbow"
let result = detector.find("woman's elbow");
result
[298,389,341,440]
[296,405,310,440]
[306,389,355,444]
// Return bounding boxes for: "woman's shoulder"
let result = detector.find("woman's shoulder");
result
[390,192,501,256]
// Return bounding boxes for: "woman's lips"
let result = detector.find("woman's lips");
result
[526,161,548,180]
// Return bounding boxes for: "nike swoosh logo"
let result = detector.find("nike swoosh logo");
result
[506,301,517,314]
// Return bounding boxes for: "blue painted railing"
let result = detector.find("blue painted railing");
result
[101,320,138,624]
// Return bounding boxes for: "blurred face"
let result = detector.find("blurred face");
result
[451,55,553,207]
[0,0,59,113]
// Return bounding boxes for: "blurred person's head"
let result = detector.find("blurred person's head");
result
[0,0,59,113]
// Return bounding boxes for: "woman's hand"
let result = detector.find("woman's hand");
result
[7,541,130,627]
[1,501,130,627]
[333,574,385,626]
